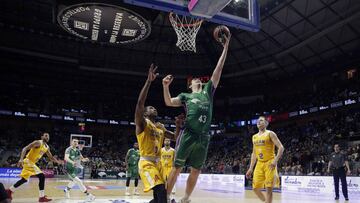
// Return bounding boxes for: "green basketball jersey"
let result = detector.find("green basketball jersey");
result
[127,148,140,166]
[65,146,82,167]
[178,80,215,135]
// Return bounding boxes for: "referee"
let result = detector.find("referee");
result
[327,144,350,201]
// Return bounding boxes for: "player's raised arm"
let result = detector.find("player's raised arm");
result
[17,140,41,167]
[162,75,182,107]
[269,131,285,170]
[211,33,231,88]
[135,64,158,134]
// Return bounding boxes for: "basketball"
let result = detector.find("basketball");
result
[213,25,230,43]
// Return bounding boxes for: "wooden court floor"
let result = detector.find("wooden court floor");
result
[1,178,352,203]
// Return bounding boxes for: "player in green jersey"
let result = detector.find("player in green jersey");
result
[125,142,140,196]
[64,139,95,201]
[162,32,231,203]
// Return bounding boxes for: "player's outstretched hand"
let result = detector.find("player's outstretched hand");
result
[222,32,231,48]
[57,160,65,165]
[162,75,174,87]
[82,158,90,162]
[147,63,159,82]
[245,169,253,179]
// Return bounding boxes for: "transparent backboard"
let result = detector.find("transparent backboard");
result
[70,134,93,148]
[123,0,260,31]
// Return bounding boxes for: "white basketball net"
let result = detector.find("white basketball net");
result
[169,13,203,52]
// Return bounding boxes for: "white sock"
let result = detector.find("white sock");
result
[183,193,190,200]
[39,190,45,198]
[67,181,76,190]
[9,186,16,192]
[74,177,87,192]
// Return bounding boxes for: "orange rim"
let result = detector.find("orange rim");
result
[169,12,203,27]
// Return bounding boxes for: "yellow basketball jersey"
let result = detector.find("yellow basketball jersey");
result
[137,118,165,158]
[252,130,275,162]
[160,147,175,168]
[25,140,49,163]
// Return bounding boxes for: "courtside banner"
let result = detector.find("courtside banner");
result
[0,168,55,178]
[178,173,245,188]
[282,176,360,195]
[0,168,21,178]
[43,169,55,178]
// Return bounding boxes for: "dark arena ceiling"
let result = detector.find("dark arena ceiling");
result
[0,0,359,86]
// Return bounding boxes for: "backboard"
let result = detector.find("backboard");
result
[123,0,260,32]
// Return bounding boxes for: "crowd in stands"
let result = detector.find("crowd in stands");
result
[1,107,359,178]
[0,74,359,177]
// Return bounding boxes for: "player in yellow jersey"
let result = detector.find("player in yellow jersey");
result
[160,138,176,199]
[135,64,181,203]
[246,116,284,203]
[6,132,63,202]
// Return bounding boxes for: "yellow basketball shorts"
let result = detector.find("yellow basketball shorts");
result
[138,160,164,192]
[160,166,172,181]
[20,159,43,180]
[253,159,280,189]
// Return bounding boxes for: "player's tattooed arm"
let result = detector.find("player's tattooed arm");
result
[135,64,158,135]
[269,131,285,170]
[18,140,41,167]
[162,75,182,107]
[164,130,176,140]
[46,150,63,165]
[157,114,184,140]
[156,122,176,140]
[211,32,231,88]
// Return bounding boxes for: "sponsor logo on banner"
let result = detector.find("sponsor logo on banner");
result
[42,169,55,178]
[307,179,326,188]
[177,174,245,188]
[58,3,151,44]
[284,176,302,185]
[282,176,360,196]
[233,175,244,183]
[0,168,21,178]
[0,168,55,178]
[211,174,220,181]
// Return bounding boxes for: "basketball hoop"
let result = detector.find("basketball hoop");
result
[169,12,203,52]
